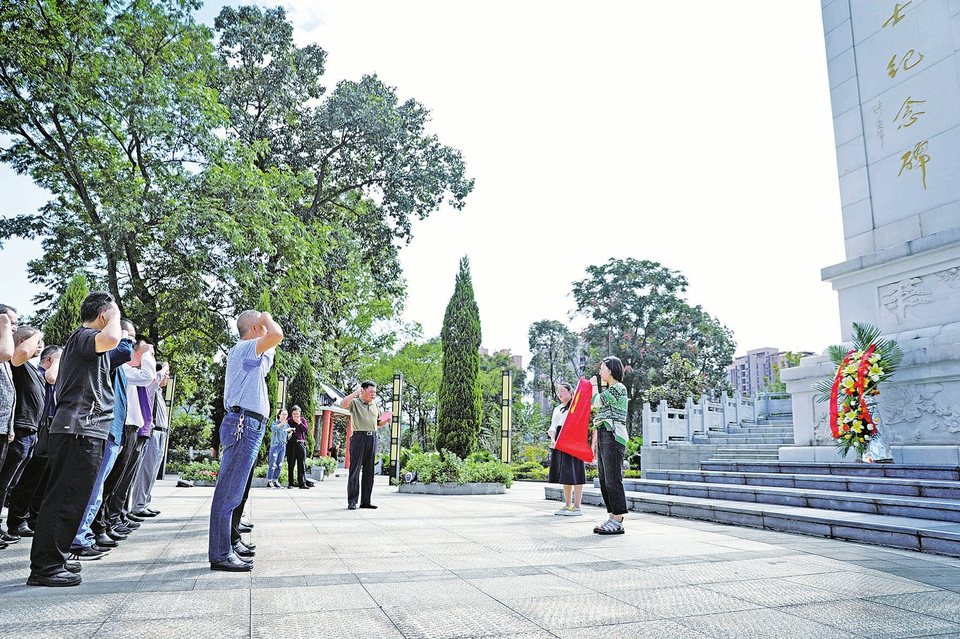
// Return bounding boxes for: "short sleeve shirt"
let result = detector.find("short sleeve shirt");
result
[12,360,46,432]
[223,338,274,417]
[0,362,14,436]
[348,398,380,433]
[49,326,115,439]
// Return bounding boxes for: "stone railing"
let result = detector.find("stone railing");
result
[642,391,792,444]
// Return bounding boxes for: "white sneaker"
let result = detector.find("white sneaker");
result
[555,506,573,515]
[567,507,583,516]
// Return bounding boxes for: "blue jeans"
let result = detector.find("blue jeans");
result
[266,441,285,481]
[72,438,120,550]
[208,411,265,563]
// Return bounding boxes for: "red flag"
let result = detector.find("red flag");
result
[554,377,594,463]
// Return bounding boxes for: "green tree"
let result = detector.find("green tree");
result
[572,258,736,436]
[436,257,482,458]
[644,353,709,408]
[764,351,804,393]
[288,354,317,456]
[527,320,580,410]
[359,333,443,449]
[42,272,88,347]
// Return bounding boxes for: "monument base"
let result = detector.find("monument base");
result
[779,445,960,465]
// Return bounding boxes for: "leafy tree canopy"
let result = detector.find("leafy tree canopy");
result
[571,258,735,435]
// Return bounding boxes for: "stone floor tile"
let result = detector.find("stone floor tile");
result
[95,614,251,638]
[869,589,960,624]
[784,599,960,638]
[384,600,548,638]
[364,578,493,607]
[252,609,404,639]
[553,619,715,638]
[252,582,377,613]
[502,592,650,629]
[785,569,941,597]
[611,584,762,618]
[111,588,249,620]
[0,592,128,625]
[676,607,861,639]
[0,622,101,638]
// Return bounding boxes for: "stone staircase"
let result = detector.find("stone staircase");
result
[545,461,960,557]
[699,421,794,463]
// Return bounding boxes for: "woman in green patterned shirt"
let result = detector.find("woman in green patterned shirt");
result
[591,356,628,534]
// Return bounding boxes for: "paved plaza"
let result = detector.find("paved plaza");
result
[2,473,960,638]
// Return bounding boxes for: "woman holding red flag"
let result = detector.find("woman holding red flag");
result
[591,357,629,535]
[548,382,586,516]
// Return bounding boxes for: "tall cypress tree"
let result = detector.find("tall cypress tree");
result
[436,256,482,459]
[43,273,89,346]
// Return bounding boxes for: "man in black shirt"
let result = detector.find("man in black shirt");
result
[27,292,121,587]
[0,326,59,544]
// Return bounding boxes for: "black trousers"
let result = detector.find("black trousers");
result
[347,431,377,507]
[0,428,37,511]
[30,433,104,576]
[596,428,628,516]
[286,438,306,487]
[94,426,141,533]
[5,453,49,530]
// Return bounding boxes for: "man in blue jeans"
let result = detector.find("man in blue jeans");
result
[208,309,282,572]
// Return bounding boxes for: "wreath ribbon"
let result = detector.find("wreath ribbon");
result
[829,351,856,438]
[855,344,877,431]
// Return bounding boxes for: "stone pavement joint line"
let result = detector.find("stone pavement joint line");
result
[1,475,960,638]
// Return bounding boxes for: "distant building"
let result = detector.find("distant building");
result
[726,347,812,396]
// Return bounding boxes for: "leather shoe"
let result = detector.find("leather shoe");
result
[16,522,35,537]
[122,519,141,530]
[26,570,82,587]
[236,553,254,564]
[237,539,256,551]
[236,523,252,533]
[233,543,255,558]
[106,528,128,541]
[126,512,145,522]
[347,503,357,510]
[240,519,253,528]
[133,509,157,518]
[1,530,20,543]
[145,508,161,516]
[65,561,82,574]
[210,555,253,572]
[359,504,378,509]
[92,544,113,553]
[0,539,8,550]
[94,533,119,548]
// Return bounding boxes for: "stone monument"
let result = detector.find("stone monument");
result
[781,0,960,465]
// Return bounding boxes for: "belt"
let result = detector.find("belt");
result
[153,427,167,432]
[229,406,265,423]
[353,431,374,436]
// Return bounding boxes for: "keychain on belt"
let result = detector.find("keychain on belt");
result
[235,412,244,441]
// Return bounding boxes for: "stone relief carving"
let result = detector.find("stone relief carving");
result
[937,267,960,288]
[879,383,960,437]
[880,277,934,322]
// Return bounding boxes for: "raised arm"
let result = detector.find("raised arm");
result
[0,315,12,362]
[255,312,283,356]
[95,303,122,353]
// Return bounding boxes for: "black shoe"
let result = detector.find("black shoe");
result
[94,533,119,548]
[122,519,141,530]
[65,561,82,574]
[233,543,255,558]
[26,570,82,587]
[92,544,113,553]
[145,508,161,516]
[132,509,157,518]
[0,539,7,549]
[236,539,256,551]
[236,523,252,533]
[299,485,309,489]
[240,520,253,528]
[106,528,128,541]
[112,525,132,535]
[210,555,253,572]
[287,485,294,489]
[236,553,254,564]
[68,546,105,561]
[126,513,146,522]
[347,503,357,510]
[16,522,35,537]
[0,530,20,543]
[359,504,378,509]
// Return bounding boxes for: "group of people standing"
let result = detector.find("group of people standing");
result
[265,405,310,489]
[548,356,629,535]
[0,294,170,587]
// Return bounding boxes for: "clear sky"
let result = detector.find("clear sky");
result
[0,1,846,366]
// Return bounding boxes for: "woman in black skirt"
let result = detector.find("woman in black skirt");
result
[548,382,586,516]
